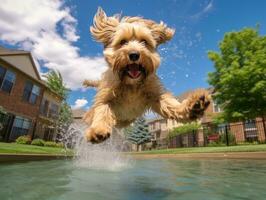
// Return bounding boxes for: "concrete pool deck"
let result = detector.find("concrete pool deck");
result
[130,152,266,159]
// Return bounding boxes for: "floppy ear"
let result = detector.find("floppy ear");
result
[151,22,175,45]
[90,7,119,46]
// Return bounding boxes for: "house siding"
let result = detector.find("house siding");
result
[0,47,63,142]
[0,59,43,119]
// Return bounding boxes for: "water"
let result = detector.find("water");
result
[60,123,132,171]
[1,158,266,200]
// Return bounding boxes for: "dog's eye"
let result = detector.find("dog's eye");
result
[120,39,127,46]
[141,39,148,46]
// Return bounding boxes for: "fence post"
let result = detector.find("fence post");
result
[225,125,229,146]
[262,116,266,141]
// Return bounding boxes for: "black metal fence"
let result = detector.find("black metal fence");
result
[168,130,198,148]
[167,119,266,149]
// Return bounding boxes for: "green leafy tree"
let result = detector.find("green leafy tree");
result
[44,70,70,99]
[123,125,134,136]
[44,70,73,138]
[55,102,73,141]
[127,117,151,151]
[168,122,201,139]
[208,27,266,122]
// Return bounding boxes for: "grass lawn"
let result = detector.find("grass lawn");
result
[132,144,266,155]
[0,142,73,156]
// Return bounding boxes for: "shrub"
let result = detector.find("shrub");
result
[16,135,31,144]
[44,141,64,148]
[220,132,236,145]
[207,141,226,147]
[56,142,64,148]
[168,122,201,139]
[31,139,45,146]
[44,141,58,147]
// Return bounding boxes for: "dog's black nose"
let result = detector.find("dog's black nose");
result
[129,51,140,61]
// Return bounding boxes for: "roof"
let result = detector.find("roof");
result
[0,46,62,100]
[72,109,86,119]
[0,45,41,81]
[0,46,29,55]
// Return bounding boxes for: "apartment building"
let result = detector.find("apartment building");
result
[0,46,62,142]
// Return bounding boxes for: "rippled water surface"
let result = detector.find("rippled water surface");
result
[1,158,266,200]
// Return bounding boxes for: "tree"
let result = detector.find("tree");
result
[208,27,266,122]
[55,102,73,142]
[44,70,73,137]
[44,70,70,100]
[168,122,201,139]
[126,117,151,151]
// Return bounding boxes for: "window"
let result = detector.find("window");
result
[10,116,31,141]
[22,81,40,104]
[49,103,59,119]
[244,119,258,142]
[0,66,16,93]
[40,99,49,116]
[30,85,40,104]
[44,127,54,141]
[213,100,222,113]
[0,66,5,85]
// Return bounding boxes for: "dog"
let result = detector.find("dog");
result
[83,7,210,144]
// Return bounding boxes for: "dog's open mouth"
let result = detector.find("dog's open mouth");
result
[126,64,145,79]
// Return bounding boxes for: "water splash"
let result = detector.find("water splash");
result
[61,123,133,171]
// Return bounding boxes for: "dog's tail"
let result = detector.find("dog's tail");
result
[83,79,100,88]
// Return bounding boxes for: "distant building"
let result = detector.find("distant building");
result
[72,108,86,124]
[35,89,63,141]
[147,90,203,146]
[147,88,266,146]
[0,46,62,142]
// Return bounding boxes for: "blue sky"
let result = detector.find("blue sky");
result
[1,0,266,109]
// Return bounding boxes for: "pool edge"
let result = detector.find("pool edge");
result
[129,152,266,160]
[0,153,73,163]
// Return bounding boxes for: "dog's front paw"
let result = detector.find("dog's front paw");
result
[85,127,111,144]
[187,89,210,120]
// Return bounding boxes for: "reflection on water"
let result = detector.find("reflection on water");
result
[1,159,266,200]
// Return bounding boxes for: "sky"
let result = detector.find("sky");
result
[0,0,266,110]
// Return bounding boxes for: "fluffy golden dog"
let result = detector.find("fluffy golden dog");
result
[83,8,210,143]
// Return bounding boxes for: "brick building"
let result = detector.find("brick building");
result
[147,89,266,147]
[0,46,62,142]
[72,108,86,125]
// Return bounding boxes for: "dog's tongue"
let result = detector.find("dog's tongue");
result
[128,64,141,78]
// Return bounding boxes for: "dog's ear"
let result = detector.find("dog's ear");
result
[90,7,119,46]
[151,22,175,45]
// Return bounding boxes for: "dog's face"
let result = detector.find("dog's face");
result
[90,8,175,85]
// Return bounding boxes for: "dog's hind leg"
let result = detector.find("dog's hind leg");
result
[151,89,210,122]
[84,104,116,143]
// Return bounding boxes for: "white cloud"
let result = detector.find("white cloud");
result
[71,98,88,109]
[0,0,107,90]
